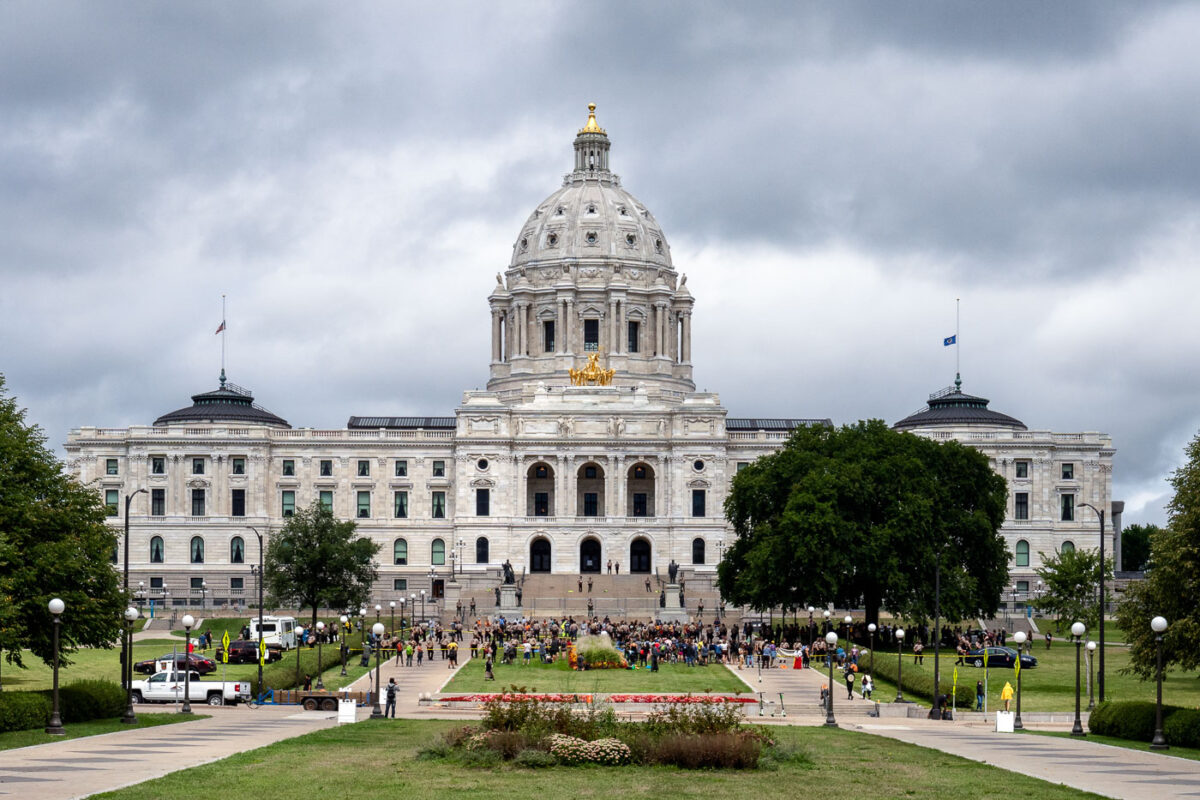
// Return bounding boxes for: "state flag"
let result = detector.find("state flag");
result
[943,334,956,346]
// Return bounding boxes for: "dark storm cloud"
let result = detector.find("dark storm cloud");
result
[1,1,1197,526]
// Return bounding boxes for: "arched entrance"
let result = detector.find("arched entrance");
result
[530,538,552,573]
[630,538,651,574]
[580,538,602,573]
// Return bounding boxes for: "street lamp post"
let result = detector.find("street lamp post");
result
[122,606,139,724]
[389,601,396,636]
[315,621,326,690]
[1079,502,1106,703]
[1151,616,1169,750]
[420,589,426,624]
[933,551,942,721]
[371,622,385,718]
[201,580,208,611]
[868,623,877,680]
[807,606,815,647]
[1086,640,1096,710]
[122,488,148,693]
[181,614,195,714]
[359,607,367,646]
[339,614,349,676]
[46,598,66,735]
[247,526,266,701]
[1012,630,1027,730]
[137,581,145,615]
[1070,621,1086,737]
[294,626,305,688]
[895,628,906,703]
[825,630,839,726]
[399,598,406,634]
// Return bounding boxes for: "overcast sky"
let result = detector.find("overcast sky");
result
[3,2,1198,526]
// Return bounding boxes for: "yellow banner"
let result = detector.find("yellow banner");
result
[259,637,267,666]
[221,630,230,664]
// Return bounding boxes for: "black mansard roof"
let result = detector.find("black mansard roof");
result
[726,418,831,431]
[154,379,290,428]
[893,383,1026,431]
[348,416,456,429]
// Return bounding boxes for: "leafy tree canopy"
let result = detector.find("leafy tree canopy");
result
[1119,523,1157,573]
[1116,433,1200,678]
[718,419,1009,624]
[0,374,124,668]
[1032,546,1112,632]
[265,500,380,630]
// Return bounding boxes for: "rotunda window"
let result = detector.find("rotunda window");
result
[693,459,704,472]
[655,238,663,253]
[618,205,627,215]
[586,231,598,244]
[547,233,558,246]
[520,237,528,251]
[587,204,596,214]
[477,458,489,471]
[626,233,636,246]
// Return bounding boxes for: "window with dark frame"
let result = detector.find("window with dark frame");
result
[320,459,333,476]
[150,537,164,564]
[627,320,639,353]
[692,489,706,517]
[393,579,408,591]
[282,490,295,517]
[357,491,371,518]
[692,537,705,565]
[319,490,333,511]
[106,458,119,475]
[1015,461,1029,478]
[151,488,165,516]
[432,460,446,477]
[394,491,408,518]
[191,488,205,516]
[1060,494,1075,521]
[1016,540,1030,567]
[231,489,245,517]
[544,320,555,353]
[105,489,119,517]
[230,577,244,590]
[534,492,549,517]
[476,488,490,516]
[395,460,407,477]
[584,318,600,351]
[1062,463,1074,480]
[192,458,205,475]
[394,539,408,566]
[151,456,165,475]
[231,457,245,475]
[190,536,204,564]
[583,492,599,516]
[282,459,295,476]
[358,460,370,477]
[432,491,446,518]
[1015,492,1029,520]
[632,493,648,517]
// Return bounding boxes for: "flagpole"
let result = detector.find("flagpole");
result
[221,294,226,377]
[955,297,960,385]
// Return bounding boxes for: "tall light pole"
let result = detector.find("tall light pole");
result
[399,598,406,633]
[247,526,266,699]
[181,614,195,714]
[1086,640,1096,710]
[46,598,66,735]
[371,622,385,718]
[807,606,815,646]
[895,628,906,703]
[201,580,208,611]
[1012,630,1027,729]
[359,607,367,647]
[1070,621,1086,737]
[339,614,349,676]
[315,621,326,690]
[933,550,942,721]
[121,488,147,691]
[294,625,305,688]
[420,589,426,625]
[122,606,139,724]
[824,630,838,726]
[389,601,396,636]
[1079,502,1106,702]
[1151,616,1169,750]
[868,623,877,680]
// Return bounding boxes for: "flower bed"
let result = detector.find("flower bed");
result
[609,694,755,704]
[441,693,592,704]
[548,734,632,765]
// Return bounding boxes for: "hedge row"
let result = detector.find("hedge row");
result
[866,653,976,709]
[253,644,357,694]
[0,679,126,733]
[1088,701,1200,748]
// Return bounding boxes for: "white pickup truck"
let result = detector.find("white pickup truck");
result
[130,670,252,706]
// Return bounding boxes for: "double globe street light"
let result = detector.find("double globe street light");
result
[339,614,350,676]
[1070,621,1086,737]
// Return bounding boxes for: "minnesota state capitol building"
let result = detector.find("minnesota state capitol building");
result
[66,106,1119,620]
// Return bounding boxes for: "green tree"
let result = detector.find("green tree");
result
[264,500,380,630]
[0,375,124,668]
[1032,547,1112,631]
[1119,523,1157,572]
[718,419,1010,624]
[1116,434,1200,678]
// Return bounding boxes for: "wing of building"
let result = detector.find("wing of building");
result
[65,106,1116,622]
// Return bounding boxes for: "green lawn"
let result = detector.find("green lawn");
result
[443,657,750,695]
[852,640,1200,712]
[91,719,1105,799]
[0,713,204,751]
[1024,730,1200,762]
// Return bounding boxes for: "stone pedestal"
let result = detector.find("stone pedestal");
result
[499,584,522,613]
[658,583,688,623]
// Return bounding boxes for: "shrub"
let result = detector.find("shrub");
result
[867,655,974,708]
[575,634,627,670]
[0,692,51,733]
[548,734,631,765]
[1164,708,1200,748]
[644,699,745,735]
[253,646,343,694]
[514,748,558,768]
[56,680,125,723]
[457,747,502,767]
[645,732,762,769]
[760,742,814,770]
[1088,701,1160,740]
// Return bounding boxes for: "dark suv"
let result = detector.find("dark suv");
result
[215,639,284,664]
[134,652,217,675]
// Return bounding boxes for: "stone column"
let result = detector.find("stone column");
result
[617,300,625,354]
[557,299,566,354]
[566,299,575,355]
[608,299,617,354]
[616,456,627,518]
[681,313,691,363]
[491,311,501,362]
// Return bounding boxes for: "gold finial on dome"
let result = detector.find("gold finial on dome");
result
[579,102,606,135]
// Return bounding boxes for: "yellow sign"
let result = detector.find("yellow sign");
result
[259,637,267,666]
[952,667,958,691]
[221,630,230,664]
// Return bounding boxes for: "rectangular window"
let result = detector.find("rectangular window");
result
[191,489,205,516]
[358,459,370,477]
[106,458,119,475]
[432,491,446,518]
[282,490,295,517]
[1015,461,1029,479]
[1016,580,1029,594]
[319,490,333,512]
[230,577,244,591]
[190,577,204,590]
[149,576,163,589]
[151,488,165,516]
[476,488,490,516]
[692,489,706,517]
[632,493,648,517]
[394,460,407,477]
[737,462,750,472]
[627,320,640,353]
[1062,463,1074,480]
[320,459,333,477]
[1060,494,1075,522]
[584,318,600,351]
[432,460,445,477]
[1014,492,1029,520]
[534,492,549,517]
[357,491,371,519]
[282,459,295,477]
[231,489,245,517]
[192,458,205,475]
[393,579,408,591]
[106,489,119,517]
[231,457,245,475]
[583,492,598,517]
[394,491,408,518]
[543,320,555,353]
[151,456,165,475]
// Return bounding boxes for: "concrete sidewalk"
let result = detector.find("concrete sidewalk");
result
[343,646,471,717]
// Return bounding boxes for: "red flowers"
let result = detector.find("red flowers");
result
[608,694,755,704]
[441,693,593,703]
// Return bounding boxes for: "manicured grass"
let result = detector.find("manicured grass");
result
[443,656,752,695]
[172,616,249,638]
[0,713,205,751]
[91,719,1106,799]
[1024,730,1200,762]
[847,640,1200,712]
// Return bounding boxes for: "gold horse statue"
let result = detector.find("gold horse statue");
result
[569,351,615,386]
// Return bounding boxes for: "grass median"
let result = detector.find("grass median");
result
[443,656,749,695]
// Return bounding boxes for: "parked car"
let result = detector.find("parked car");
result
[215,639,284,664]
[134,652,217,675]
[964,646,1037,669]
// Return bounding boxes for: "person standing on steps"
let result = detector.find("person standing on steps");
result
[615,561,620,575]
[587,576,593,593]
[578,575,583,593]
[607,559,612,574]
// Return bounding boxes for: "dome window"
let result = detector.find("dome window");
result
[626,233,636,246]
[655,238,663,253]
[520,237,528,251]
[556,205,564,215]
[587,204,596,214]
[586,231,598,244]
[618,205,627,215]
[547,233,558,247]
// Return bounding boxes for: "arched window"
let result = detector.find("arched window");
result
[432,538,445,566]
[476,537,489,564]
[190,536,205,564]
[394,538,408,566]
[1015,540,1030,567]
[150,536,164,564]
[230,536,245,564]
[692,537,706,565]
[1061,541,1075,554]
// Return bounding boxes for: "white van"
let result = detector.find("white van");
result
[249,615,297,650]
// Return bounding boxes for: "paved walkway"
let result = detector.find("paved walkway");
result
[343,646,472,717]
